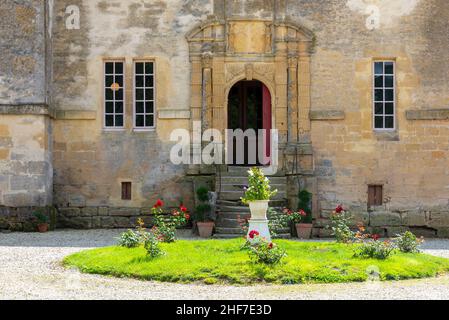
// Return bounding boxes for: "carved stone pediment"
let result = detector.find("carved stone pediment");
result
[186,18,314,57]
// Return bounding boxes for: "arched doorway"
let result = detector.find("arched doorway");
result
[227,80,272,166]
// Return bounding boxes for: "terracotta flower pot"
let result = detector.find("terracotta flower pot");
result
[37,223,49,233]
[295,223,312,239]
[197,222,215,238]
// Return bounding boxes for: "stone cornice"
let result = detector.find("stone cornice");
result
[406,109,449,120]
[0,104,49,115]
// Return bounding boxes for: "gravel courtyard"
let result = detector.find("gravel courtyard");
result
[1,229,449,300]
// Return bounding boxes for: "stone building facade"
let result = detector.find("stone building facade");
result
[0,0,448,237]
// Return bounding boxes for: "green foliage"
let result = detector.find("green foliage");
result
[395,231,424,253]
[196,186,209,202]
[247,236,287,265]
[118,229,141,248]
[267,208,289,239]
[284,208,306,224]
[241,167,277,204]
[33,211,49,224]
[329,210,354,243]
[194,187,211,222]
[298,190,313,224]
[151,204,189,243]
[354,240,396,260]
[65,239,449,285]
[144,235,164,258]
[152,214,178,243]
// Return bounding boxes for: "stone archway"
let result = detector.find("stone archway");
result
[186,17,315,173]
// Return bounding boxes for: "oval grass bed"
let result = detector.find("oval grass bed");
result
[63,239,449,285]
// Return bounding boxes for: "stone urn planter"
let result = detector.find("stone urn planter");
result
[37,223,49,233]
[296,223,313,239]
[197,222,215,238]
[248,200,271,241]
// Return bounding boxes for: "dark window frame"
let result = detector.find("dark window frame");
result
[134,61,156,129]
[104,60,125,129]
[373,61,396,131]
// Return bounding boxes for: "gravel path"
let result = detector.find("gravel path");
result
[1,229,449,300]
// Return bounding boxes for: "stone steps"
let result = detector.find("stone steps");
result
[214,168,288,237]
[219,191,287,201]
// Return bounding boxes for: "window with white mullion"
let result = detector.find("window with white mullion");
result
[134,62,155,128]
[104,61,125,128]
[373,61,395,130]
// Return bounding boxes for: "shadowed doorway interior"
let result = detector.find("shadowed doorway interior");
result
[227,80,271,166]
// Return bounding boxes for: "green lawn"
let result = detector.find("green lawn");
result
[63,239,449,285]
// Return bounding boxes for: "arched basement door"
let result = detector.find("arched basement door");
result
[227,80,272,166]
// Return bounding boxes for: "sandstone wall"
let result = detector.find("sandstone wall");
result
[0,0,48,104]
[1,0,448,233]
[51,0,213,224]
[0,1,53,219]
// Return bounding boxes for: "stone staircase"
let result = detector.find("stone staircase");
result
[214,167,290,238]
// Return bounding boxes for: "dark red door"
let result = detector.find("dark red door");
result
[262,84,272,165]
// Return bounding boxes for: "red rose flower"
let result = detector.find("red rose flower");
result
[153,199,164,208]
[335,205,344,213]
[249,230,260,239]
[185,214,190,220]
[372,234,380,241]
[268,242,274,249]
[299,209,307,216]
[180,205,187,213]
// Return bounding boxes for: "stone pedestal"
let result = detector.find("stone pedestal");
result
[248,219,271,242]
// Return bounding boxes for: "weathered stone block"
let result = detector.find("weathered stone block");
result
[437,228,449,238]
[369,211,402,227]
[351,211,369,226]
[81,207,98,217]
[98,207,109,216]
[402,210,427,227]
[113,217,132,228]
[27,161,49,175]
[59,208,80,217]
[109,208,140,217]
[385,226,410,237]
[427,210,449,228]
[10,176,46,191]
[100,217,115,228]
[3,193,32,206]
[68,195,86,207]
[68,217,93,229]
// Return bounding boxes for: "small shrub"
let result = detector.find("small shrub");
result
[151,199,190,243]
[33,211,49,224]
[144,235,164,258]
[395,231,424,253]
[118,229,141,248]
[194,187,212,222]
[241,167,277,204]
[354,239,396,260]
[298,189,313,224]
[328,205,354,243]
[247,231,286,265]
